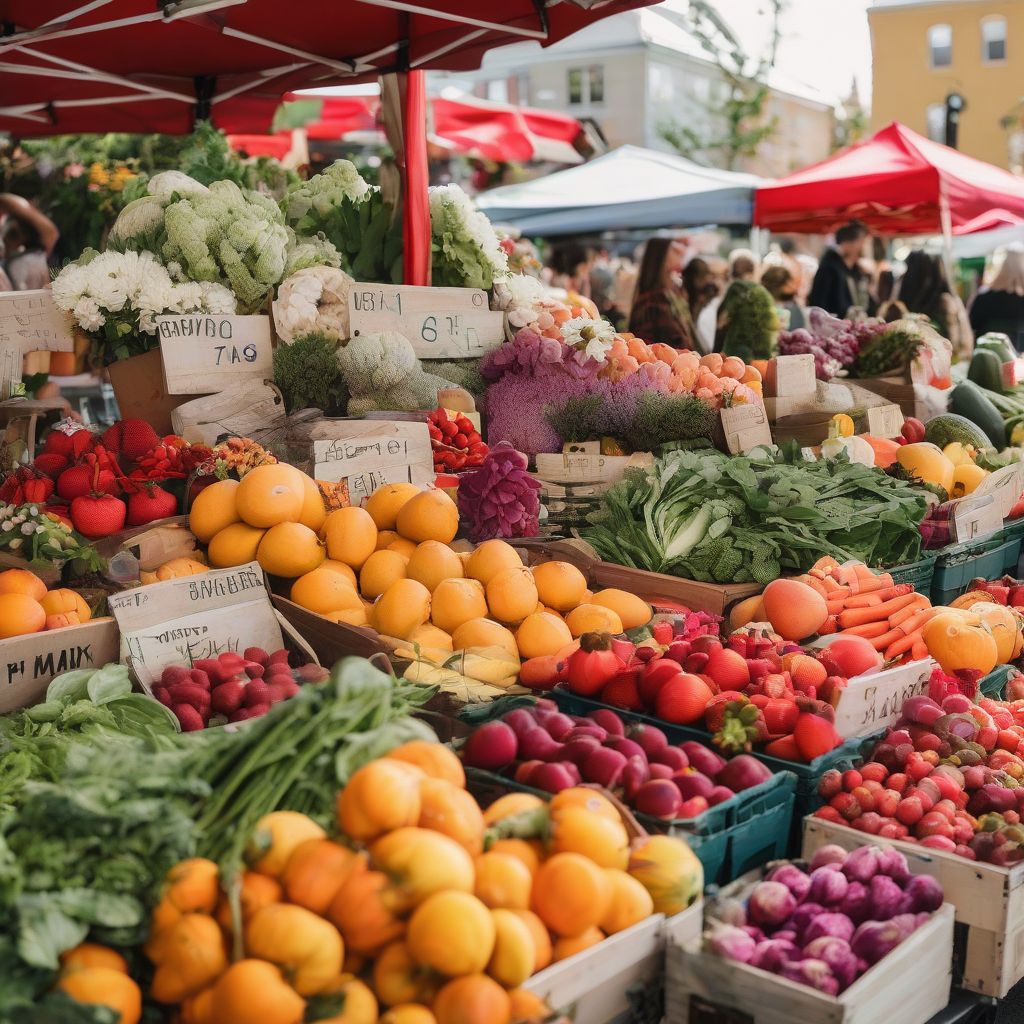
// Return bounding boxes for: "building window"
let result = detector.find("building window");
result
[982,15,1007,63]
[929,23,953,67]
[567,65,604,105]
[485,78,509,104]
[926,102,946,142]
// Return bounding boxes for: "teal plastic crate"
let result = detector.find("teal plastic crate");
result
[930,534,1020,605]
[980,664,1014,698]
[1002,517,1024,571]
[465,766,794,887]
[883,554,938,594]
[548,687,878,854]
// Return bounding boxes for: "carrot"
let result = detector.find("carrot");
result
[838,597,915,628]
[870,591,931,619]
[911,640,929,661]
[842,621,890,639]
[827,600,847,616]
[885,629,924,661]
[820,614,838,634]
[843,593,884,609]
[888,597,932,628]
[893,608,932,637]
[871,628,903,651]
[846,584,912,606]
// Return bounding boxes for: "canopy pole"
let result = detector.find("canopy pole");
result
[402,68,430,285]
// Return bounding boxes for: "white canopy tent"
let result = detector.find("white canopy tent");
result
[476,144,764,235]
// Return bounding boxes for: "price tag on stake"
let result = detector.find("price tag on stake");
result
[720,403,772,454]
[951,493,1002,543]
[156,315,273,394]
[865,403,905,438]
[769,354,816,397]
[0,289,73,355]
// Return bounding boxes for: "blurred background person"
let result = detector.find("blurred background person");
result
[808,220,869,316]
[970,247,1024,351]
[761,264,805,330]
[628,237,694,347]
[682,256,718,349]
[546,241,593,297]
[874,268,906,323]
[0,193,58,290]
[899,250,973,359]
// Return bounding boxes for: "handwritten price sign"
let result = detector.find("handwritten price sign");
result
[156,314,273,394]
[833,659,934,738]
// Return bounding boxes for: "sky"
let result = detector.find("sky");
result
[684,0,875,106]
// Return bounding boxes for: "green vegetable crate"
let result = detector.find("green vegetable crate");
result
[882,553,938,594]
[930,531,1022,606]
[550,688,879,856]
[981,664,1015,699]
[465,765,794,887]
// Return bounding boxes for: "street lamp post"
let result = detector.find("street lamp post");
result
[945,91,966,149]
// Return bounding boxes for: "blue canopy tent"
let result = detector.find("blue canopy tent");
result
[476,144,763,234]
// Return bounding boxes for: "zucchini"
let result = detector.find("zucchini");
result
[949,380,1007,448]
[923,413,991,451]
[978,333,1017,364]
[967,348,1006,394]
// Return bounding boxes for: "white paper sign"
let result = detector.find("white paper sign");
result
[156,315,273,394]
[0,290,73,355]
[952,493,1002,544]
[107,562,283,687]
[833,659,934,739]
[865,403,905,438]
[720,403,773,453]
[975,464,1024,519]
[348,284,505,359]
[770,354,816,397]
[311,420,434,502]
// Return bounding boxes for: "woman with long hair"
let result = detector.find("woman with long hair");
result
[628,237,693,347]
[898,250,973,358]
[970,247,1024,351]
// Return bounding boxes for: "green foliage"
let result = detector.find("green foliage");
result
[272,331,349,414]
[717,281,778,361]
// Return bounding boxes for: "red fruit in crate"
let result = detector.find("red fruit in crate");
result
[655,674,713,725]
[33,453,68,478]
[70,493,126,538]
[211,681,246,716]
[126,483,178,526]
[43,429,77,458]
[58,464,113,500]
[104,418,161,462]
[173,704,206,732]
[244,647,270,666]
[601,672,642,710]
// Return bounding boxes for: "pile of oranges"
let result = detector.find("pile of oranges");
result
[0,567,95,639]
[133,740,700,1024]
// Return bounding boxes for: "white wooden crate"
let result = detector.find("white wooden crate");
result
[524,900,702,1024]
[803,816,1024,997]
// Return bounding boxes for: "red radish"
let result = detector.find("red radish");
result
[651,746,688,771]
[562,735,603,765]
[607,736,645,761]
[587,709,625,736]
[566,725,607,742]
[673,771,714,801]
[623,755,650,800]
[528,762,577,793]
[627,722,668,757]
[681,742,726,777]
[717,754,772,792]
[678,796,710,818]
[503,708,540,740]
[634,780,682,819]
[707,785,734,806]
[656,673,713,724]
[463,721,518,770]
[517,728,563,762]
[541,712,575,741]
[648,763,674,780]
[582,747,627,788]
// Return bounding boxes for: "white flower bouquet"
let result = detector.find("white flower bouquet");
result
[52,248,236,365]
[429,183,509,290]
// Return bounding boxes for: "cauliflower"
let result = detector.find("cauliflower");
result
[147,171,209,197]
[274,266,354,343]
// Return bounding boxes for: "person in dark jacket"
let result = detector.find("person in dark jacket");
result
[808,220,869,316]
[970,248,1024,352]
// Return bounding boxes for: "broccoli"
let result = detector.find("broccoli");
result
[711,544,744,583]
[272,331,348,415]
[750,543,782,586]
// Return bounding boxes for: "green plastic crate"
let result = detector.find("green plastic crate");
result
[930,534,1020,606]
[980,664,1014,699]
[1001,518,1024,572]
[883,554,938,594]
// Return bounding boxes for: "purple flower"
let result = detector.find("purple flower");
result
[457,442,542,541]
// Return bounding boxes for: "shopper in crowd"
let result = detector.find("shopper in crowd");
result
[728,248,759,283]
[874,269,906,323]
[0,193,58,291]
[760,265,805,330]
[590,264,627,332]
[808,220,869,317]
[682,257,718,327]
[969,247,1024,351]
[547,241,593,297]
[628,237,694,347]
[899,250,973,359]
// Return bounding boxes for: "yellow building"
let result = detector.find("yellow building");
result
[870,0,1024,168]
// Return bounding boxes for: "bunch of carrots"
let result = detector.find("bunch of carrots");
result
[798,558,932,664]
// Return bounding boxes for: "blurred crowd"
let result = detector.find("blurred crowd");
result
[526,221,1024,361]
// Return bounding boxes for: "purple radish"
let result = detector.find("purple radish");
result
[462,721,517,770]
[588,709,625,736]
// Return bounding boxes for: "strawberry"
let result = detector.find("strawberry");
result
[243,646,270,666]
[58,464,114,500]
[42,426,86,458]
[103,418,161,462]
[126,482,178,526]
[70,492,126,538]
[601,672,642,710]
[792,712,842,762]
[244,681,273,707]
[70,429,94,459]
[33,453,68,478]
[173,704,206,732]
[211,681,246,716]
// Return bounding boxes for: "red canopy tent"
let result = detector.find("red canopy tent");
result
[753,121,1024,236]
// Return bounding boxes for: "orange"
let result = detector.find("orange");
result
[451,619,518,660]
[388,740,465,787]
[482,793,543,827]
[511,911,552,972]
[515,613,572,659]
[600,869,654,935]
[531,561,587,612]
[590,589,652,630]
[187,479,240,543]
[321,559,360,588]
[431,578,488,634]
[407,892,496,976]
[485,567,538,625]
[60,943,129,975]
[403,624,454,656]
[257,522,325,577]
[379,1007,437,1024]
[565,604,623,638]
[338,759,424,842]
[373,941,440,1008]
[360,549,409,599]
[329,865,405,955]
[549,788,622,823]
[291,566,362,615]
[371,827,475,911]
[531,853,610,937]
[473,852,533,910]
[282,838,360,916]
[0,593,46,638]
[508,989,550,1023]
[373,578,432,639]
[377,529,401,551]
[395,490,459,544]
[417,779,485,856]
[406,540,465,592]
[432,975,510,1024]
[206,522,266,568]
[365,483,422,530]
[553,927,604,961]
[324,507,379,569]
[0,568,46,601]
[57,967,142,1024]
[324,607,369,627]
[298,473,327,533]
[549,807,629,870]
[318,974,377,1024]
[487,840,541,876]
[235,463,306,528]
[465,540,523,585]
[388,537,418,559]
[40,588,91,622]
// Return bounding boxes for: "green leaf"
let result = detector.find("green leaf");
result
[52,888,143,928]
[86,665,132,705]
[12,993,119,1024]
[46,670,95,704]
[15,899,89,969]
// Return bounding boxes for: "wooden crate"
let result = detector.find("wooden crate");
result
[803,816,1024,997]
[525,900,702,1024]
[830,658,934,739]
[588,561,760,616]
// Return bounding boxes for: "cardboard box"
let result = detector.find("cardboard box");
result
[588,560,760,616]
[0,618,120,714]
